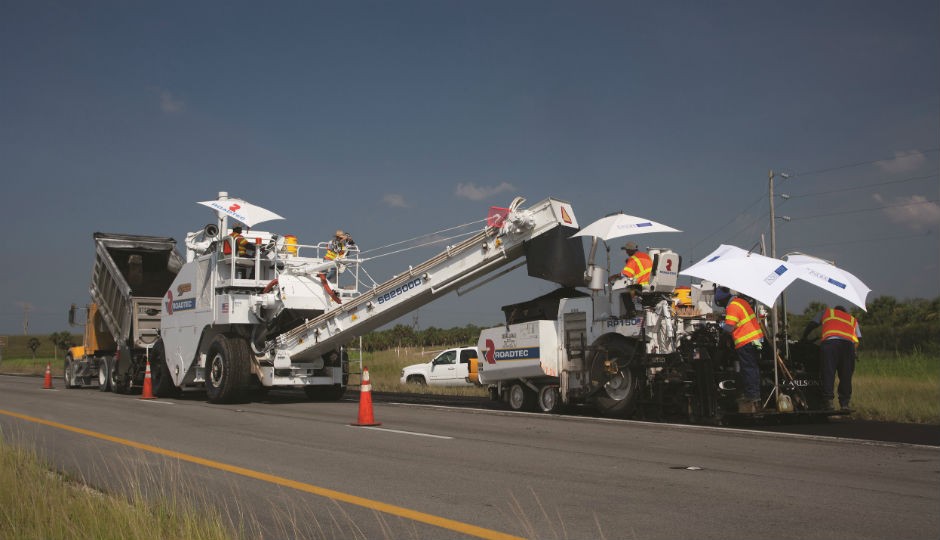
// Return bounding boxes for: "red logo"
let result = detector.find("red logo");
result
[228,203,241,212]
[484,339,496,364]
[560,206,573,224]
[165,291,173,315]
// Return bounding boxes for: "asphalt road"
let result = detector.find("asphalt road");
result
[1,375,938,540]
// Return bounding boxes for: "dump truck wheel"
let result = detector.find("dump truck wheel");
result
[205,334,250,404]
[151,340,179,398]
[508,382,536,411]
[592,335,640,417]
[63,355,76,389]
[112,371,132,394]
[98,357,111,392]
[111,351,133,394]
[538,385,563,414]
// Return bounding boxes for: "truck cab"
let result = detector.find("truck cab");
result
[400,347,481,386]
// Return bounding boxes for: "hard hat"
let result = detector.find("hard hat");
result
[621,241,639,251]
[232,224,243,233]
[335,229,345,237]
[714,286,732,307]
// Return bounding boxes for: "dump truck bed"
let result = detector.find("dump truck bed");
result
[90,232,183,348]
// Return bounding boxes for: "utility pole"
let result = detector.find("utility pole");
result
[768,170,780,402]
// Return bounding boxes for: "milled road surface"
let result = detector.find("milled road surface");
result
[1,374,938,539]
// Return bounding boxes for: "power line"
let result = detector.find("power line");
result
[685,147,940,254]
[786,173,938,199]
[783,230,932,251]
[789,148,940,178]
[684,192,766,256]
[788,197,940,221]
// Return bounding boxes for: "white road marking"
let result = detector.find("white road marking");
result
[349,425,453,439]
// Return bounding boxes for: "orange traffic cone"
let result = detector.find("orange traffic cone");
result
[351,367,381,426]
[140,359,155,399]
[42,363,54,389]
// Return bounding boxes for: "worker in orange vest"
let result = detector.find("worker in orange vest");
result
[223,225,251,256]
[616,241,653,285]
[801,305,861,411]
[325,229,355,281]
[716,286,764,413]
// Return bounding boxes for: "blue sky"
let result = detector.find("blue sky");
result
[2,1,938,335]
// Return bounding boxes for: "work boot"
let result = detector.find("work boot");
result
[821,400,834,411]
[839,401,851,411]
[737,399,758,414]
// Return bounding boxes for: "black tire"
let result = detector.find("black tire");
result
[591,335,641,417]
[508,382,537,411]
[406,375,427,385]
[111,350,133,395]
[98,357,112,392]
[538,385,563,414]
[63,354,76,389]
[151,340,180,398]
[205,334,251,404]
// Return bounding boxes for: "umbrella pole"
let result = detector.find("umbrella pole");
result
[770,301,779,407]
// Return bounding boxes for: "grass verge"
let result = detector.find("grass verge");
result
[852,350,940,424]
[0,435,239,540]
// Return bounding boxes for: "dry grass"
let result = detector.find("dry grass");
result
[0,434,240,540]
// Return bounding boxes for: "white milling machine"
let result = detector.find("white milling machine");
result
[156,192,583,403]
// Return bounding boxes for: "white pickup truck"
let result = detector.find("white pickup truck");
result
[399,347,482,386]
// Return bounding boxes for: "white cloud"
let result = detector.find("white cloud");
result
[382,193,409,208]
[873,193,940,230]
[874,150,926,174]
[455,181,516,201]
[160,90,185,113]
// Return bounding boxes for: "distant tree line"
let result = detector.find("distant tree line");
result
[785,295,939,354]
[358,323,489,352]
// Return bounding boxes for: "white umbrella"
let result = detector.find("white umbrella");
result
[198,197,284,227]
[679,244,797,307]
[571,213,681,241]
[784,254,871,311]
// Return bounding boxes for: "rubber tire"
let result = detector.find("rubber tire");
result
[406,375,427,385]
[150,340,180,398]
[111,352,133,395]
[98,357,112,392]
[538,385,563,414]
[63,354,75,389]
[592,336,641,417]
[508,382,536,411]
[204,334,251,404]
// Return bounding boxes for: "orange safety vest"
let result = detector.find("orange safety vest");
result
[821,309,859,343]
[325,240,346,261]
[621,252,653,284]
[724,297,764,348]
[223,233,249,256]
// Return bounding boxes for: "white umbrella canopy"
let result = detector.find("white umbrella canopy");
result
[784,254,871,311]
[680,244,798,307]
[571,213,681,241]
[198,197,284,227]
